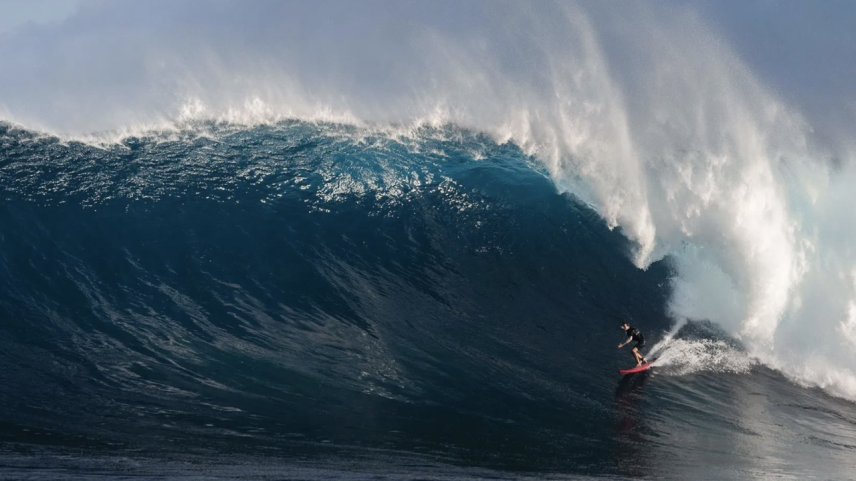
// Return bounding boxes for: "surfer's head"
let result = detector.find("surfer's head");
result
[620,323,630,331]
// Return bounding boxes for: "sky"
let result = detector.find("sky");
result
[0,0,81,35]
[690,1,856,138]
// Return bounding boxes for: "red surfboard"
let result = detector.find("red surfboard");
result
[619,358,657,375]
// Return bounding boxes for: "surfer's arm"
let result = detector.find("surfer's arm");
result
[617,336,632,348]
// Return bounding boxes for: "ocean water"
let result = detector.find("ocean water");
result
[1,121,855,480]
[3,1,856,479]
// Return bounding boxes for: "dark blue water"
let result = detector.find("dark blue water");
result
[1,121,855,480]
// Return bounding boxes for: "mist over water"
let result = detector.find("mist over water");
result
[2,1,856,477]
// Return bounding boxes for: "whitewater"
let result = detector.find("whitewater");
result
[2,1,856,479]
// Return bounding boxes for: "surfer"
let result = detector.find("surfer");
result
[618,323,648,367]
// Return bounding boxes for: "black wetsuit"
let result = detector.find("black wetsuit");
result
[627,327,646,350]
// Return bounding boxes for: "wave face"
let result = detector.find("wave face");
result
[2,122,856,479]
[0,122,673,473]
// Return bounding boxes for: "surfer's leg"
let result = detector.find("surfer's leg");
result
[632,347,642,366]
[634,342,647,364]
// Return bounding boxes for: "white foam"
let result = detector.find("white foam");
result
[655,339,755,376]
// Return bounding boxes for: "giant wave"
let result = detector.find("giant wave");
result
[2,1,856,478]
[2,0,854,401]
